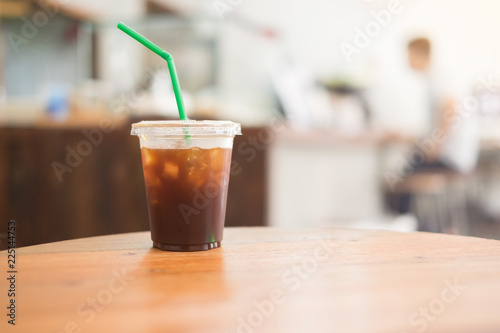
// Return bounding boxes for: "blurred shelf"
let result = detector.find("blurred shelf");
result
[0,0,32,18]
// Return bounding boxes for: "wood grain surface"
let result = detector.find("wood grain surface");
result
[1,227,500,333]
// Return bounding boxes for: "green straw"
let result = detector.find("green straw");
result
[117,22,187,120]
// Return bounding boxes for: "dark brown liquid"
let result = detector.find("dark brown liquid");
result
[141,147,232,251]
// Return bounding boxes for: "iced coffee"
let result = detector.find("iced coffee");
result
[131,120,241,251]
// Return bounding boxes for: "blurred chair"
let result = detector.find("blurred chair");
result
[389,171,470,235]
[473,150,500,221]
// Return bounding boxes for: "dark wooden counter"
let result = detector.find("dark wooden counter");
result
[0,121,267,248]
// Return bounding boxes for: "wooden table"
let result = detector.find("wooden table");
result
[2,227,500,333]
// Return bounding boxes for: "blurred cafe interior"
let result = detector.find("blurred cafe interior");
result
[2,0,500,248]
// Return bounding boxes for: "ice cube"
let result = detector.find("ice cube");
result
[144,173,161,187]
[210,149,225,171]
[142,149,156,166]
[163,162,179,179]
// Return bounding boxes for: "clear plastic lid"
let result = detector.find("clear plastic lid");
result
[131,120,241,137]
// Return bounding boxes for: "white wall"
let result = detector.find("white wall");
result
[217,0,500,123]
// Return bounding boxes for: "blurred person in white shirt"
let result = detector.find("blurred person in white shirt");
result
[405,37,479,173]
[382,37,479,219]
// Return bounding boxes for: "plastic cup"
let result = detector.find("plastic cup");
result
[131,120,241,251]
